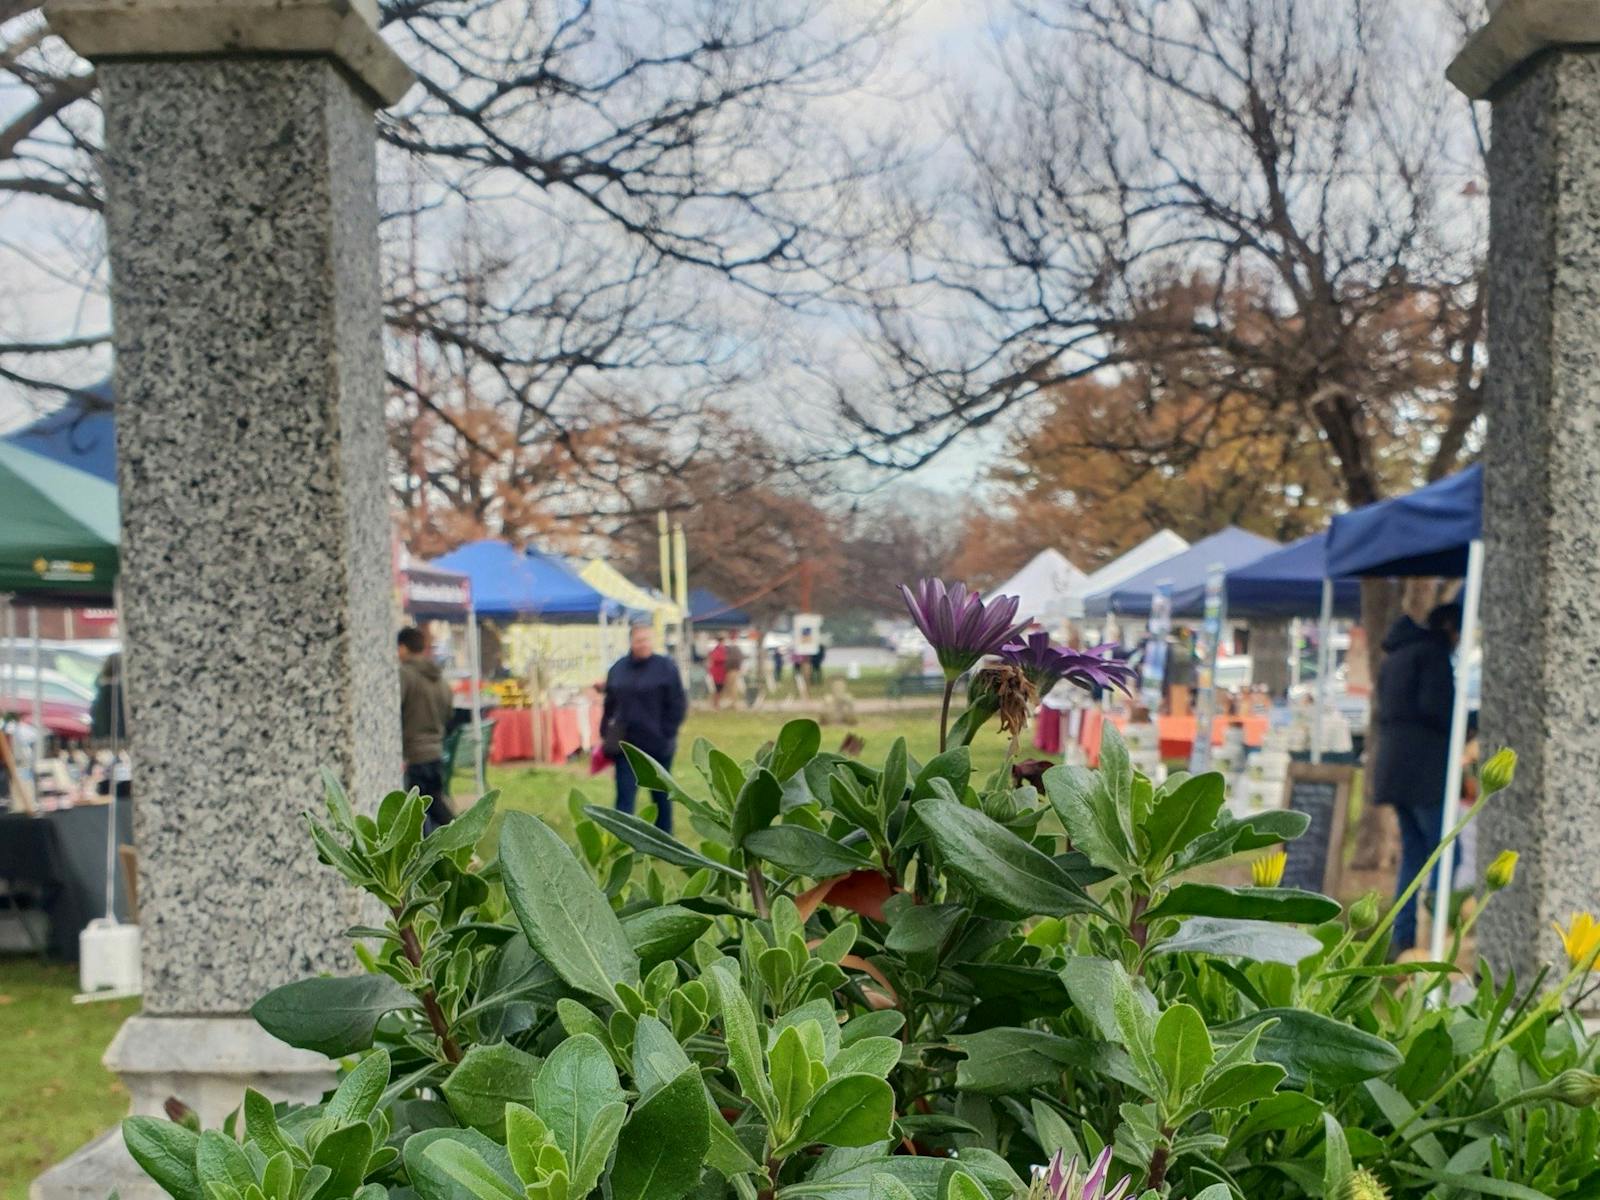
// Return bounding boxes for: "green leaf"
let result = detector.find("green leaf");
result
[743,827,874,876]
[1153,1003,1213,1104]
[944,1173,991,1200]
[609,1068,709,1200]
[949,1028,1083,1095]
[706,964,778,1126]
[771,1024,822,1130]
[707,748,746,812]
[919,798,1106,919]
[500,812,639,1007]
[195,1132,256,1198]
[1142,772,1226,869]
[879,739,909,816]
[405,1129,518,1200]
[1173,810,1310,871]
[325,1049,390,1124]
[1323,1113,1353,1200]
[580,805,743,879]
[532,1033,624,1175]
[423,1141,523,1200]
[410,792,497,878]
[250,975,421,1058]
[885,905,965,958]
[911,748,971,802]
[1030,1101,1083,1163]
[1042,764,1134,873]
[871,1177,920,1200]
[441,1043,541,1137]
[632,1015,694,1099]
[569,1102,626,1197]
[1217,1010,1403,1090]
[1143,884,1340,925]
[830,1036,902,1080]
[1195,1063,1285,1110]
[1392,1163,1558,1200]
[791,1074,895,1150]
[1152,916,1323,965]
[622,905,713,968]
[841,1010,905,1045]
[242,1091,293,1163]
[733,768,784,847]
[1059,957,1153,1046]
[309,1122,372,1200]
[771,720,824,782]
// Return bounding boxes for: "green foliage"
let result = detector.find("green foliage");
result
[127,715,1596,1200]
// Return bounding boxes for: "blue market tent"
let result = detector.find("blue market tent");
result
[688,588,750,629]
[3,379,117,483]
[1082,527,1279,618]
[1325,464,1481,578]
[431,540,617,621]
[1171,532,1361,619]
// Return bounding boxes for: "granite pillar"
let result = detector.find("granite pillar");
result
[33,4,412,1197]
[1449,2,1600,985]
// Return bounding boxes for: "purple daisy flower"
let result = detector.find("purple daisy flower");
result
[1031,1147,1135,1200]
[898,578,1029,681]
[1001,632,1138,696]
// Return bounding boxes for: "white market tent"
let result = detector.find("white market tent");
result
[994,548,1088,626]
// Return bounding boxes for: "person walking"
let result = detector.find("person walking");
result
[398,626,455,833]
[603,622,687,832]
[707,634,729,709]
[1371,601,1461,955]
[723,636,746,709]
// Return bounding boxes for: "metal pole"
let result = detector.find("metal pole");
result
[106,579,124,921]
[468,605,486,797]
[673,522,690,678]
[657,511,672,600]
[29,607,43,783]
[1429,538,1483,965]
[1312,577,1334,764]
[1189,564,1225,774]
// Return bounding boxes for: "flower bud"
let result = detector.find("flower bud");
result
[1331,1169,1390,1200]
[164,1097,200,1132]
[1548,1069,1600,1107]
[1348,891,1381,932]
[1480,748,1517,794]
[1485,849,1519,892]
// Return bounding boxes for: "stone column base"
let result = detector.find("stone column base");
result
[32,1016,335,1200]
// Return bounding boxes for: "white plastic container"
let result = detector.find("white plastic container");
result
[80,918,141,994]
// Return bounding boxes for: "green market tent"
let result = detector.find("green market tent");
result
[0,442,119,598]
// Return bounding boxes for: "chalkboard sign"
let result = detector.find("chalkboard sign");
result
[1280,764,1353,895]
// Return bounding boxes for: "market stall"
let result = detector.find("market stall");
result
[1324,463,1483,962]
[398,559,487,796]
[1081,527,1280,618]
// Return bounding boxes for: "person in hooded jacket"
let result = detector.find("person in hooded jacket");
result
[399,626,456,833]
[602,622,687,832]
[1371,601,1461,954]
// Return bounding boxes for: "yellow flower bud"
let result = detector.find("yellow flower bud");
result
[1484,849,1518,891]
[1480,748,1517,794]
[1251,849,1287,888]
[1331,1169,1390,1200]
[1555,912,1600,972]
[1348,891,1381,932]
[1548,1069,1600,1107]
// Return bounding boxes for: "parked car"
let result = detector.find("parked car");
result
[0,664,95,706]
[0,694,92,740]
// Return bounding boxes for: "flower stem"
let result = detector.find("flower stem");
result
[939,679,956,753]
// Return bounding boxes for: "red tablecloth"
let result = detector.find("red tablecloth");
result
[488,706,602,765]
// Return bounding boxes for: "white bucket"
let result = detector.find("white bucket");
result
[80,918,141,994]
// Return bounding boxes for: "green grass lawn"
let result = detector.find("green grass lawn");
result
[0,962,138,1200]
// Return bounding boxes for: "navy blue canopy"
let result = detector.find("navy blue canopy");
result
[431,540,617,621]
[688,588,751,628]
[1082,527,1279,618]
[1171,532,1361,619]
[4,379,117,483]
[1325,464,1482,579]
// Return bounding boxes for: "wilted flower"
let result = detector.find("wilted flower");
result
[1013,758,1055,790]
[1348,890,1381,931]
[975,663,1038,741]
[899,578,1028,680]
[1480,748,1517,794]
[1485,849,1519,891]
[1252,849,1287,888]
[1330,1169,1390,1200]
[1554,912,1600,971]
[1548,1068,1600,1107]
[1029,1147,1134,1200]
[1001,632,1138,696]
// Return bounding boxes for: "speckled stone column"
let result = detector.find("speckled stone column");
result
[34,4,412,1198]
[1450,4,1600,985]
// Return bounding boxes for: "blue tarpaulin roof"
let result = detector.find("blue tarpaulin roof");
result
[430,540,617,621]
[1082,527,1280,618]
[3,379,117,483]
[1325,464,1482,579]
[1170,532,1362,619]
[688,587,751,628]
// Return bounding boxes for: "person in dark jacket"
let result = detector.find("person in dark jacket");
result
[399,627,455,833]
[1372,602,1461,954]
[603,623,688,832]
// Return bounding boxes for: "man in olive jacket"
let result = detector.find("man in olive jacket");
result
[399,626,455,832]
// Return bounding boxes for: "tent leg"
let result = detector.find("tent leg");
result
[29,607,43,782]
[469,606,486,797]
[1429,538,1483,965]
[1312,578,1334,764]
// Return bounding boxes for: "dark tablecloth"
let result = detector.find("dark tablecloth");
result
[0,801,134,959]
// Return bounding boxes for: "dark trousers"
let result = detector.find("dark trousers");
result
[405,760,453,835]
[1393,800,1457,952]
[615,750,672,833]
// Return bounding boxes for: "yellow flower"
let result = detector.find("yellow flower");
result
[1252,849,1287,888]
[1554,912,1600,971]
[1480,748,1517,794]
[1331,1169,1390,1200]
[1485,849,1519,891]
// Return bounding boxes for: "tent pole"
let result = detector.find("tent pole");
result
[29,606,43,783]
[468,605,486,797]
[1312,578,1333,764]
[1429,538,1483,965]
[106,579,123,921]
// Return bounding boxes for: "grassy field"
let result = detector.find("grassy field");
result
[0,962,137,1200]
